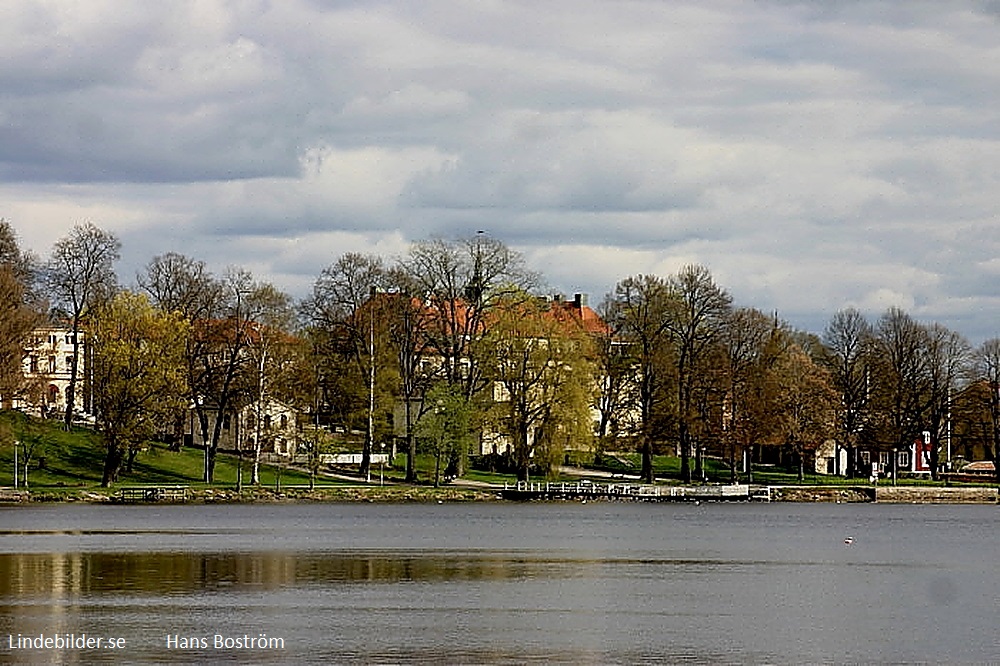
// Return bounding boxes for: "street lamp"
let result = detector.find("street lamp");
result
[380,442,385,486]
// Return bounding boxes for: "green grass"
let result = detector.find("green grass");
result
[0,410,327,491]
[4,410,980,493]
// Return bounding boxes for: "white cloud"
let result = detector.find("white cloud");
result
[5,0,1000,341]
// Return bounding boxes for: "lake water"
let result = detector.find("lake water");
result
[1,501,998,664]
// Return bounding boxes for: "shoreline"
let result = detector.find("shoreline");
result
[2,483,998,505]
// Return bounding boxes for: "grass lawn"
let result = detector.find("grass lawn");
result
[0,410,329,492]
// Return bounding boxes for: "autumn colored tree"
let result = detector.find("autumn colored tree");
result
[0,222,45,409]
[770,343,839,481]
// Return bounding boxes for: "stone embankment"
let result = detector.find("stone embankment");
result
[771,485,998,503]
[872,485,998,504]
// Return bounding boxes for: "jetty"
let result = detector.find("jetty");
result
[115,485,190,504]
[500,480,771,502]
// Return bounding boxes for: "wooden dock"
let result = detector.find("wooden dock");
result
[115,485,190,504]
[501,480,770,502]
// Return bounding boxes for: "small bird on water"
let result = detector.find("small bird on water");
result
[844,536,855,545]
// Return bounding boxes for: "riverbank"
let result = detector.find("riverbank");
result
[3,482,998,504]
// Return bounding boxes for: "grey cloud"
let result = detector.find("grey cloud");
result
[8,0,1000,343]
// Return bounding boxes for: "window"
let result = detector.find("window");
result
[860,451,871,466]
[280,414,288,429]
[29,356,38,374]
[48,356,57,373]
[223,415,231,431]
[897,451,910,469]
[66,356,74,370]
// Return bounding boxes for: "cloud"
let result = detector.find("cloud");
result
[4,0,1000,342]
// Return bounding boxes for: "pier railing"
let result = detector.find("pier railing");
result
[116,485,190,503]
[501,481,767,501]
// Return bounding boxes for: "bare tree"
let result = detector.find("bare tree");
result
[922,323,969,479]
[605,275,675,483]
[592,298,640,459]
[720,307,780,483]
[44,223,120,428]
[402,235,538,476]
[403,235,538,400]
[823,308,872,477]
[384,267,435,482]
[243,283,296,485]
[868,307,931,483]
[304,253,388,480]
[664,265,732,483]
[139,252,223,450]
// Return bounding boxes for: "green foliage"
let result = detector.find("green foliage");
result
[91,291,190,486]
[416,383,475,486]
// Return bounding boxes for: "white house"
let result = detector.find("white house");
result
[6,324,90,420]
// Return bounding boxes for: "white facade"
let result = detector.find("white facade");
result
[7,325,89,419]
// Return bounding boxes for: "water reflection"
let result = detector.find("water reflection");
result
[1,551,622,597]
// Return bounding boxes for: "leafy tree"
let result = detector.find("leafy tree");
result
[416,382,474,486]
[90,292,188,486]
[44,222,120,428]
[478,294,597,481]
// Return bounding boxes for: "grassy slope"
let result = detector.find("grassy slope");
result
[0,410,320,492]
[1,410,969,494]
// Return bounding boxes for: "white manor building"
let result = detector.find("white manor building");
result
[5,324,90,420]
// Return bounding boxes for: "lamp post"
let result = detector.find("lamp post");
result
[380,442,385,486]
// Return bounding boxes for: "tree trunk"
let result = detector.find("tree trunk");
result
[680,423,692,484]
[63,319,82,430]
[101,438,124,487]
[640,434,653,484]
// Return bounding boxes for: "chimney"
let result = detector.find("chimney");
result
[574,293,588,308]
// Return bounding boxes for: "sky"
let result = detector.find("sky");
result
[3,1,1000,342]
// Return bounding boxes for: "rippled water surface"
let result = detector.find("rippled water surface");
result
[1,501,998,664]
